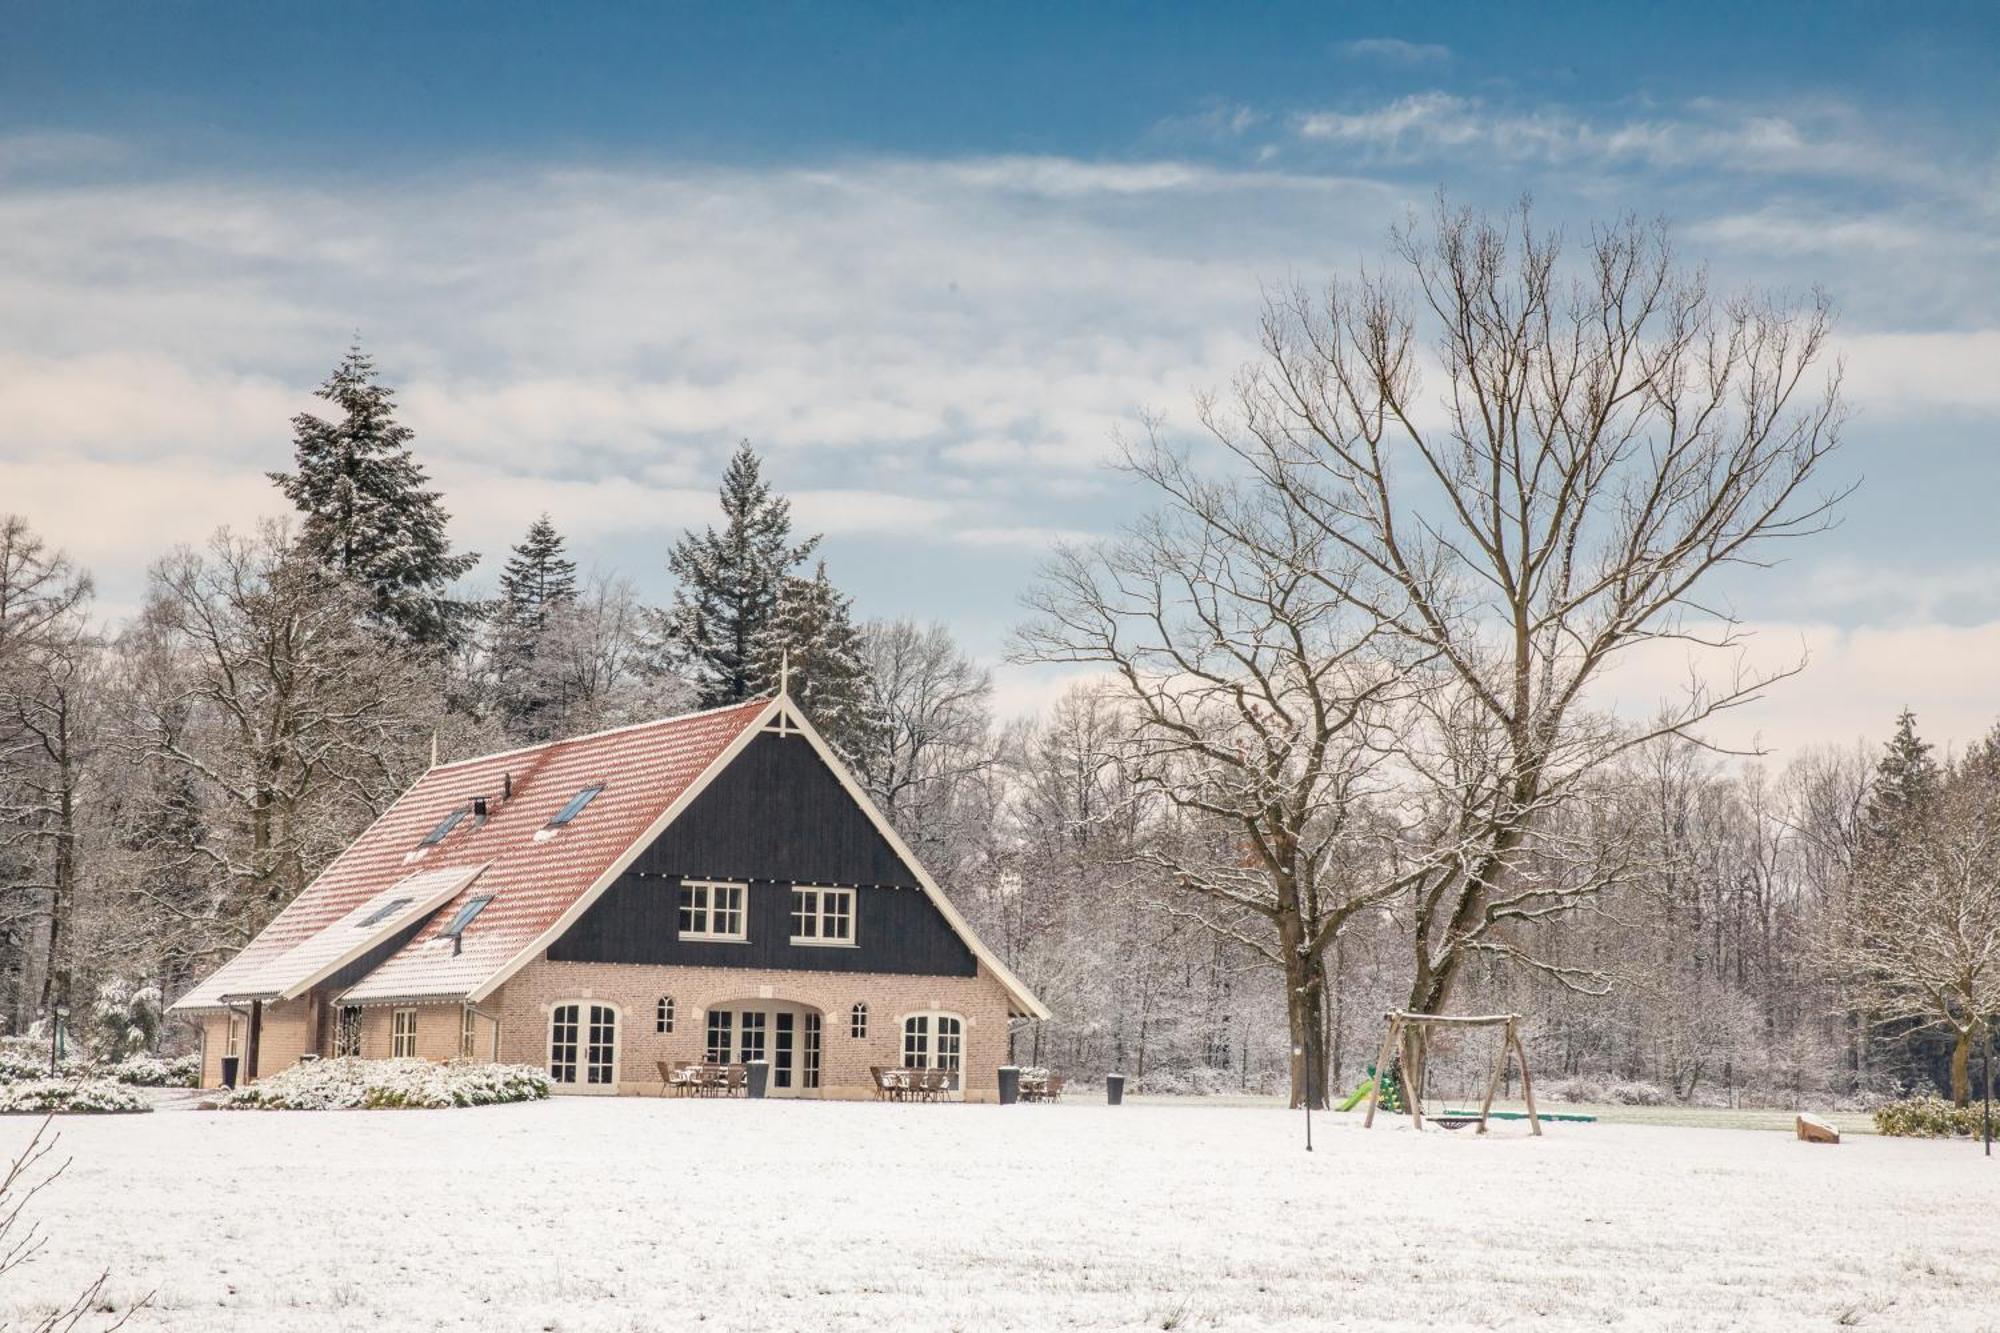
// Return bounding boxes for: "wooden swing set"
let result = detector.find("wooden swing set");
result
[1362,1010,1542,1135]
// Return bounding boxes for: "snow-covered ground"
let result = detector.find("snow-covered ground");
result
[4,1097,1996,1331]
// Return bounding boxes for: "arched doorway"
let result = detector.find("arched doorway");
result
[701,1000,823,1096]
[550,1002,619,1088]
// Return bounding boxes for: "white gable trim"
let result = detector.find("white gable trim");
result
[465,698,783,1004]
[763,698,1051,1020]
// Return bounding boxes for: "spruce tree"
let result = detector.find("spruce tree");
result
[1866,708,1940,844]
[496,514,578,631]
[491,514,581,739]
[270,345,478,648]
[752,561,882,765]
[655,442,818,706]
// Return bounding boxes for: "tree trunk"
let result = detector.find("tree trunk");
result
[1284,952,1328,1109]
[1951,1028,1973,1107]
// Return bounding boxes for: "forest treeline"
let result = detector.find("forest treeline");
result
[2,204,1993,1109]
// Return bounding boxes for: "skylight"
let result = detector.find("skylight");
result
[359,897,414,928]
[440,895,493,939]
[420,808,468,847]
[547,784,604,827]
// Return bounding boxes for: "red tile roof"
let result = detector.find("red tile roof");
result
[171,697,773,1012]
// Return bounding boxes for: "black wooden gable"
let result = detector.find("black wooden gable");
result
[632,731,915,886]
[547,731,976,977]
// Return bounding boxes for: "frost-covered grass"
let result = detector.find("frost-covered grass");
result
[205,1057,551,1110]
[3,1098,1997,1330]
[0,1078,149,1115]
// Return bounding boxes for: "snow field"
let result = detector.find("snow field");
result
[2,1096,1995,1331]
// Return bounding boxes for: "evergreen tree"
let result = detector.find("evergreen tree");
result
[491,515,581,740]
[752,561,882,764]
[655,442,817,706]
[269,345,478,648]
[1865,708,1939,845]
[496,514,578,631]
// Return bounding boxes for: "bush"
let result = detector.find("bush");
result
[0,1043,89,1084]
[1133,1067,1239,1097]
[1604,1080,1669,1106]
[1547,1076,1605,1104]
[1874,1096,1987,1138]
[208,1057,552,1111]
[109,1053,200,1087]
[0,1078,150,1115]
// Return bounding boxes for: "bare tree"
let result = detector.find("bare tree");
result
[1192,199,1844,1017]
[857,619,993,866]
[1018,451,1415,1107]
[119,522,444,957]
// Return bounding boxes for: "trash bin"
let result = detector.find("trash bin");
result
[998,1066,1021,1105]
[219,1055,240,1089]
[746,1061,769,1099]
[1105,1073,1125,1106]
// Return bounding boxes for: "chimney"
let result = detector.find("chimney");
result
[502,772,513,801]
[471,796,489,822]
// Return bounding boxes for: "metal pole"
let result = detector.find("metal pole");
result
[1983,1021,1993,1158]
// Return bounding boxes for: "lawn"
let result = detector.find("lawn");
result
[4,1095,1996,1331]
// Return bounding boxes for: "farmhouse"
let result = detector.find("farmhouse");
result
[168,691,1048,1099]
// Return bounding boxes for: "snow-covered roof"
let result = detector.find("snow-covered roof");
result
[173,865,491,1008]
[171,698,771,1013]
[170,693,1050,1020]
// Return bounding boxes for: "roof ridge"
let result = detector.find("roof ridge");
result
[426,694,776,773]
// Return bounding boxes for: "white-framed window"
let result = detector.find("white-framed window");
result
[738,1011,767,1064]
[225,1013,243,1058]
[789,886,855,945]
[549,1002,618,1085]
[460,1005,478,1059]
[656,996,675,1034]
[901,1012,964,1072]
[678,881,748,941]
[849,1002,868,1039]
[392,1008,418,1059]
[803,1012,822,1089]
[705,1010,734,1064]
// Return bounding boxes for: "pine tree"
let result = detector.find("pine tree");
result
[1865,708,1939,845]
[752,561,882,764]
[655,442,818,706]
[496,515,578,631]
[269,345,478,648]
[491,515,581,739]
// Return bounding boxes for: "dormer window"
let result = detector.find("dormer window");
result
[547,784,604,828]
[440,896,493,940]
[420,808,468,847]
[359,897,414,928]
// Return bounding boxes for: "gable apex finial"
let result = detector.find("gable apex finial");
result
[779,647,790,698]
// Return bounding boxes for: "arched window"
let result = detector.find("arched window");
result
[901,1012,964,1072]
[849,1002,868,1039]
[656,996,675,1034]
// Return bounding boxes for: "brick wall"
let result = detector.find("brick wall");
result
[489,958,1018,1101]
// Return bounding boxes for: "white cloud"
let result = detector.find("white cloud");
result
[1336,38,1451,66]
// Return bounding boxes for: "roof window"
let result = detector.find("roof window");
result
[547,784,604,828]
[359,897,414,928]
[420,808,468,847]
[440,896,494,939]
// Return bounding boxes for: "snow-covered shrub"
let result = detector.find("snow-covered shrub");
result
[1874,1096,1985,1138]
[92,978,163,1063]
[110,1053,200,1087]
[0,1078,150,1115]
[1134,1066,1238,1097]
[1603,1080,1669,1106]
[208,1057,552,1111]
[1546,1076,1605,1104]
[0,1041,88,1084]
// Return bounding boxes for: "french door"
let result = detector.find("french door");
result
[549,1003,618,1086]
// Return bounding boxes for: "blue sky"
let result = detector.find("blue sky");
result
[2,2,1996,750]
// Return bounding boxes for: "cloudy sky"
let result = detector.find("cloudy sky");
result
[3,2,1995,754]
